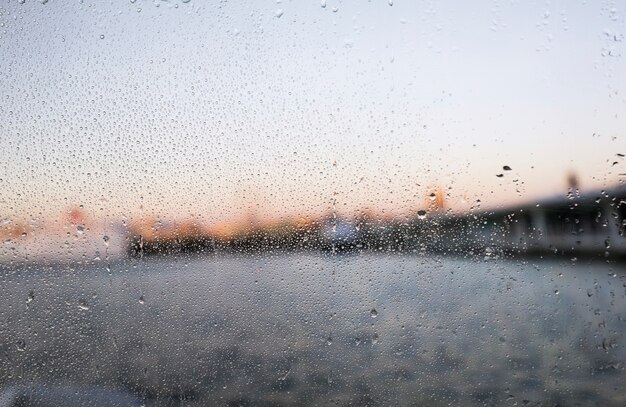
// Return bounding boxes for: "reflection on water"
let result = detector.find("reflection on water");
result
[1,254,624,406]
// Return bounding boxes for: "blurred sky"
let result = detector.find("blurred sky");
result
[0,0,624,224]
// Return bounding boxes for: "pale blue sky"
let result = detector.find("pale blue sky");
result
[0,0,624,223]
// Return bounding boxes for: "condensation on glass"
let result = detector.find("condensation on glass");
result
[0,1,624,406]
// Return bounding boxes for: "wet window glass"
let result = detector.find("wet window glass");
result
[1,1,625,406]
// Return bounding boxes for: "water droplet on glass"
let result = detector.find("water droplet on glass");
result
[503,165,512,171]
[370,309,378,318]
[78,299,90,311]
[99,35,105,40]
[26,290,34,304]
[417,210,427,219]
[320,0,326,8]
[139,295,145,304]
[16,340,26,352]
[275,9,284,18]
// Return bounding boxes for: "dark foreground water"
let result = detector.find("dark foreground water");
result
[0,253,624,406]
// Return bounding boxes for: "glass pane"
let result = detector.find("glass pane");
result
[1,1,624,406]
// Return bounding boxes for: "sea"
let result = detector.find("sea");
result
[0,253,624,406]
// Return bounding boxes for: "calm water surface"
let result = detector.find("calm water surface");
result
[1,254,624,406]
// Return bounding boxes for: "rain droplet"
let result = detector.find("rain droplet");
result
[16,340,26,352]
[78,299,90,311]
[26,290,34,304]
[370,309,378,318]
[320,0,326,8]
[275,9,284,18]
[417,210,427,219]
[139,295,145,304]
[496,174,504,178]
[388,0,393,5]
[503,165,512,171]
[76,225,85,234]
[100,34,105,40]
